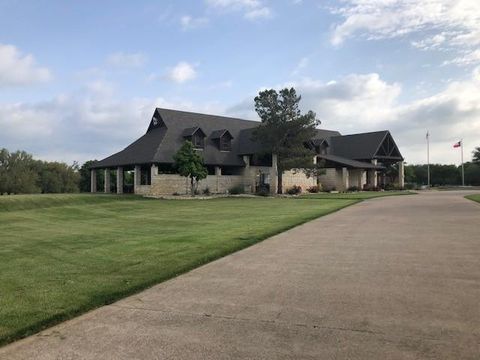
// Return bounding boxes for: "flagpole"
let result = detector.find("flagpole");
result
[427,131,430,188]
[461,139,464,186]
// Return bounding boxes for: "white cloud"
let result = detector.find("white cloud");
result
[206,0,272,20]
[244,6,272,20]
[180,15,209,30]
[0,82,223,163]
[0,44,51,87]
[330,0,480,66]
[166,61,197,83]
[106,52,147,68]
[291,57,309,76]
[227,67,480,164]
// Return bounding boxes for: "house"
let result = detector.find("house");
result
[90,108,404,195]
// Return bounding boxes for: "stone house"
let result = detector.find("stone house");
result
[90,108,404,195]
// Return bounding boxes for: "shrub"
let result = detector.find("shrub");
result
[255,185,270,197]
[347,185,359,192]
[306,185,320,193]
[203,187,211,195]
[229,185,244,195]
[286,185,302,195]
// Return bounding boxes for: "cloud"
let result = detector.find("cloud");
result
[0,81,224,164]
[291,57,309,76]
[166,61,197,83]
[0,44,51,87]
[106,52,147,68]
[180,15,209,30]
[227,68,480,164]
[330,0,480,66]
[206,0,272,20]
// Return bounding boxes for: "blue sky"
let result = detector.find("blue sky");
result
[1,0,479,164]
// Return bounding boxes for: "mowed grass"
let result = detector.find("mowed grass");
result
[466,194,480,203]
[0,194,357,346]
[300,190,415,200]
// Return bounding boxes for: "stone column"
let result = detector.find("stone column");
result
[134,165,141,193]
[368,159,378,188]
[215,166,221,193]
[116,167,123,194]
[341,167,349,191]
[150,164,157,187]
[358,170,366,189]
[270,153,278,195]
[104,169,110,193]
[398,161,405,188]
[242,155,254,193]
[90,169,97,193]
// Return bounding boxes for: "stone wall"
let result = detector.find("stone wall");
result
[318,169,338,191]
[136,174,246,196]
[281,170,317,193]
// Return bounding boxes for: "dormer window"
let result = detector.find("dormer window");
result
[211,129,233,152]
[182,127,206,149]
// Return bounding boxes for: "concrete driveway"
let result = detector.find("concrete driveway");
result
[1,191,479,359]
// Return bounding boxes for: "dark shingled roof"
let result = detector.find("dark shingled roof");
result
[93,108,262,168]
[210,129,232,139]
[318,154,384,169]
[329,130,403,161]
[91,108,402,169]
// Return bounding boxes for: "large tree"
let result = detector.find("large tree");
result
[253,88,320,193]
[173,141,208,196]
[473,147,480,163]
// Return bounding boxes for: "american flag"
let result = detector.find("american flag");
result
[453,141,461,148]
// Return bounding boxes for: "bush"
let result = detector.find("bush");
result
[229,185,244,195]
[255,185,270,197]
[384,183,401,191]
[347,185,359,192]
[286,185,302,195]
[203,187,211,195]
[306,185,320,193]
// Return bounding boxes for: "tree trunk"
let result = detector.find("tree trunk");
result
[190,177,195,197]
[277,171,283,194]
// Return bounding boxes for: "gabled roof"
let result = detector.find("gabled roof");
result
[318,154,384,169]
[91,108,403,169]
[182,127,204,137]
[210,129,233,139]
[92,108,261,168]
[329,130,403,161]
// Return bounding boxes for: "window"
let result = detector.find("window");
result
[220,135,232,151]
[192,133,205,149]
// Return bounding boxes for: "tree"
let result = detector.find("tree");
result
[173,141,208,196]
[253,88,320,193]
[473,147,480,163]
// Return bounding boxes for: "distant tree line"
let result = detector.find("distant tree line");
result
[0,148,80,194]
[1,146,479,194]
[405,163,480,186]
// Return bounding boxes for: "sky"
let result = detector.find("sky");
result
[1,0,479,165]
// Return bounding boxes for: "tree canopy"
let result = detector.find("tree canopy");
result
[473,146,480,163]
[173,141,208,196]
[0,148,80,195]
[253,88,320,193]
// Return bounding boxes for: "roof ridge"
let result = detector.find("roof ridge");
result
[332,130,389,138]
[156,107,260,125]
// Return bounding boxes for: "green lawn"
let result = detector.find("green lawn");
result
[465,194,480,203]
[300,190,415,200]
[0,194,358,346]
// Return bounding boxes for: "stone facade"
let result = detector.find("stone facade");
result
[281,170,317,192]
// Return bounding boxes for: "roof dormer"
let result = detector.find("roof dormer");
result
[211,129,233,151]
[183,127,206,149]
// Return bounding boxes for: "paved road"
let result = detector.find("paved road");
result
[2,191,480,359]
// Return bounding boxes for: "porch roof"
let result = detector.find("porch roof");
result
[318,154,384,170]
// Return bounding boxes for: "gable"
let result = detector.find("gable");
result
[373,132,403,159]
